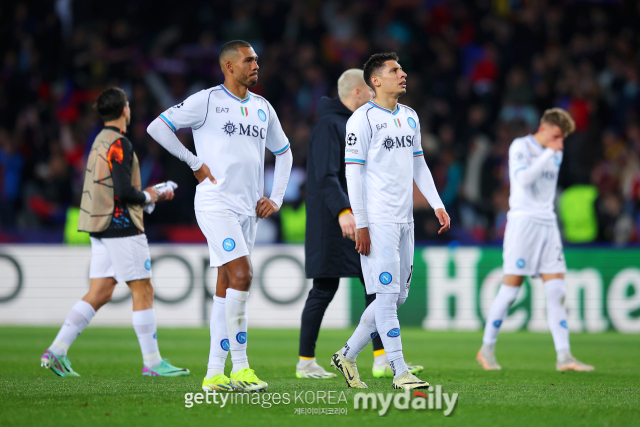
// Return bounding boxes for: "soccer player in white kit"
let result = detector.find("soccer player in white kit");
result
[147,40,293,391]
[477,108,594,372]
[329,53,451,390]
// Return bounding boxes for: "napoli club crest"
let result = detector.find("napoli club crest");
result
[223,238,236,252]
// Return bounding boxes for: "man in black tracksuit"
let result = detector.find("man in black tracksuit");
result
[296,70,391,379]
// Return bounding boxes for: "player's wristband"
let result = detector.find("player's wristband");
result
[339,208,352,218]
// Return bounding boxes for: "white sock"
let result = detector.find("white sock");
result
[343,301,377,360]
[49,300,96,356]
[373,352,389,366]
[375,293,407,379]
[225,289,250,374]
[557,349,572,362]
[297,357,316,368]
[132,309,162,368]
[482,284,520,348]
[544,279,571,359]
[207,296,228,378]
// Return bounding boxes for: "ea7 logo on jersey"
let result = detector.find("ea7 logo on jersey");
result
[376,123,387,130]
[382,135,414,151]
[347,133,357,145]
[216,107,229,113]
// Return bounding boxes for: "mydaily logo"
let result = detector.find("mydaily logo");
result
[354,386,458,416]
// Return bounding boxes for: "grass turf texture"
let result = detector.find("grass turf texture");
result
[1,327,638,427]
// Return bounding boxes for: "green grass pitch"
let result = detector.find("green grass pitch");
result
[1,327,638,427]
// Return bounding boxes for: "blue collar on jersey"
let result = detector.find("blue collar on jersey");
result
[368,100,399,115]
[220,85,251,104]
[528,134,543,148]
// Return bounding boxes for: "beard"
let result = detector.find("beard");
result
[245,76,258,87]
[242,72,258,87]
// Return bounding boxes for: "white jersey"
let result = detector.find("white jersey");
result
[508,134,563,224]
[345,101,423,224]
[158,85,290,215]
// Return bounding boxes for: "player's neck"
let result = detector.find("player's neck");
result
[341,97,358,112]
[222,80,249,100]
[531,133,546,148]
[372,94,398,112]
[104,118,127,134]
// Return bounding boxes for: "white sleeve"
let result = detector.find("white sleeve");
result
[411,115,444,210]
[344,112,371,228]
[265,102,291,155]
[147,90,209,171]
[269,147,292,208]
[157,90,208,131]
[346,164,367,228]
[511,141,555,186]
[344,112,369,166]
[414,156,445,211]
[147,119,203,171]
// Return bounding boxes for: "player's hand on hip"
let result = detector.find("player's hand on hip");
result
[194,163,217,184]
[339,212,356,240]
[256,197,279,219]
[355,227,371,256]
[144,187,160,203]
[435,208,451,234]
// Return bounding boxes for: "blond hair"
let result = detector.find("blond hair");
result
[337,69,366,101]
[541,108,576,137]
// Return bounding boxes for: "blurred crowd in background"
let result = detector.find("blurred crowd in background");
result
[1,0,639,245]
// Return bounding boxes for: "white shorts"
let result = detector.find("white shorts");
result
[89,234,152,282]
[360,222,414,299]
[503,216,566,276]
[195,210,258,268]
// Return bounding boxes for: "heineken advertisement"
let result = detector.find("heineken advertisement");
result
[350,247,640,333]
[1,245,638,332]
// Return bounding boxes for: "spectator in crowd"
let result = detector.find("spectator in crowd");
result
[1,1,639,244]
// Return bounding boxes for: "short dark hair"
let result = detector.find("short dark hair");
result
[219,40,252,63]
[96,87,127,122]
[363,52,399,91]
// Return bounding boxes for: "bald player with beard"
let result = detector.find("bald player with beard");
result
[147,40,293,392]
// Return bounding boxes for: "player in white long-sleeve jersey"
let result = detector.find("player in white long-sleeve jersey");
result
[330,53,450,390]
[477,108,594,372]
[147,40,293,392]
